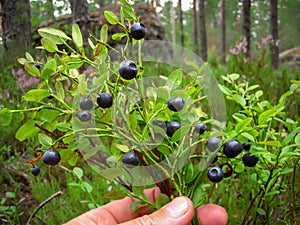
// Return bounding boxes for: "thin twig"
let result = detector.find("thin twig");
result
[26,191,63,225]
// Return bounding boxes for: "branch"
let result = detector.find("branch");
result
[26,191,63,225]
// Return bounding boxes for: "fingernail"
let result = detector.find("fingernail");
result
[164,197,189,218]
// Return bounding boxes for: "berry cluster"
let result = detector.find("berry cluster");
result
[30,149,61,176]
[207,139,259,183]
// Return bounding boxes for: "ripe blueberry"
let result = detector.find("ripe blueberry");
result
[152,120,167,131]
[207,166,224,182]
[31,166,40,176]
[118,60,138,80]
[78,110,92,122]
[242,152,259,167]
[122,152,139,167]
[194,122,207,134]
[243,142,251,151]
[223,139,243,158]
[97,93,113,108]
[167,97,184,112]
[130,23,146,40]
[42,149,61,166]
[79,97,94,110]
[207,137,221,152]
[166,121,181,137]
[219,162,233,178]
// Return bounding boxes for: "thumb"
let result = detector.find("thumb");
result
[120,197,194,225]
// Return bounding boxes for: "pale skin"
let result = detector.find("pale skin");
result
[64,188,228,225]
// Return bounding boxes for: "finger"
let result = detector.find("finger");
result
[63,187,160,225]
[196,204,228,225]
[120,196,194,225]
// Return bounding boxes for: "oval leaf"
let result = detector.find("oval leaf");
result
[41,37,58,53]
[72,23,83,48]
[15,121,40,141]
[25,63,41,77]
[0,108,12,126]
[23,89,50,102]
[104,11,119,25]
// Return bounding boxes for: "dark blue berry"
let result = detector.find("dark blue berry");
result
[166,121,181,137]
[207,137,221,152]
[223,139,243,158]
[130,23,147,40]
[152,120,167,131]
[97,93,113,108]
[167,97,184,112]
[242,152,258,167]
[42,149,61,166]
[79,98,94,110]
[195,122,207,134]
[118,60,138,80]
[31,166,40,176]
[122,152,139,167]
[243,142,251,151]
[78,110,92,122]
[207,166,224,182]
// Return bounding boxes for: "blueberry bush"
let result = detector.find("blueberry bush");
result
[0,1,299,224]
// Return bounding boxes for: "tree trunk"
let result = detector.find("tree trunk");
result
[192,0,198,54]
[199,0,207,61]
[242,0,251,58]
[99,0,105,7]
[46,0,55,18]
[178,0,184,47]
[270,0,279,69]
[69,0,90,44]
[170,2,176,43]
[0,0,31,50]
[220,0,226,64]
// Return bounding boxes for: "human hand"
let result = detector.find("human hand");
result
[64,188,228,225]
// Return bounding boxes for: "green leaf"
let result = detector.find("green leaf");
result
[155,193,170,209]
[38,27,71,44]
[234,163,244,173]
[15,121,40,141]
[121,5,136,20]
[256,208,266,216]
[25,52,35,62]
[41,58,56,78]
[112,33,127,41]
[104,190,127,200]
[55,81,65,100]
[258,109,277,125]
[218,84,232,96]
[100,168,122,179]
[39,109,60,122]
[68,153,78,166]
[104,11,119,25]
[93,43,108,57]
[82,181,93,193]
[100,24,108,43]
[281,127,300,147]
[247,84,260,91]
[73,167,83,179]
[258,141,281,148]
[0,108,12,126]
[233,94,246,106]
[23,89,50,102]
[132,186,145,196]
[72,23,83,48]
[184,162,194,184]
[41,37,58,53]
[295,133,300,146]
[228,73,240,81]
[115,144,130,153]
[167,69,183,89]
[38,133,53,148]
[235,118,252,133]
[240,132,255,143]
[25,63,41,77]
[6,192,16,199]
